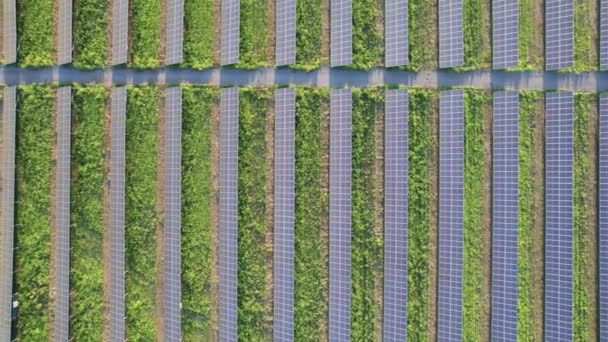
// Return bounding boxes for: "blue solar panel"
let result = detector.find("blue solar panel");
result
[276,0,296,66]
[544,91,573,342]
[601,0,608,70]
[3,0,16,64]
[383,89,408,341]
[221,0,240,65]
[545,0,574,70]
[439,0,464,67]
[490,91,519,342]
[492,0,519,69]
[385,0,409,67]
[598,93,608,340]
[438,89,464,342]
[330,0,352,67]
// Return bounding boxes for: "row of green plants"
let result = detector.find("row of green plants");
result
[17,0,54,66]
[238,0,270,68]
[183,0,215,69]
[351,0,383,69]
[73,0,108,69]
[294,0,323,70]
[573,0,595,71]
[462,0,490,69]
[517,0,539,69]
[407,0,437,70]
[129,0,162,68]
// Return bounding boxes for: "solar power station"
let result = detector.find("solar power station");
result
[385,0,409,67]
[545,0,573,70]
[544,91,573,342]
[112,0,129,65]
[221,0,240,65]
[108,87,127,341]
[492,0,519,69]
[166,0,184,65]
[490,91,519,341]
[329,89,352,342]
[273,88,296,342]
[57,0,73,64]
[438,89,464,342]
[601,0,608,69]
[276,0,296,66]
[330,0,353,67]
[0,87,16,341]
[164,87,182,341]
[383,89,409,341]
[598,93,608,340]
[220,87,239,341]
[3,0,17,64]
[439,0,464,67]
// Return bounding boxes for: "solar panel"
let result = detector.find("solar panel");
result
[437,89,464,342]
[383,89,408,341]
[220,87,239,341]
[273,88,295,342]
[492,0,518,69]
[0,87,16,341]
[601,0,608,69]
[330,0,352,67]
[385,0,408,67]
[166,0,184,65]
[221,0,240,65]
[597,93,608,340]
[164,87,182,341]
[544,91,573,342]
[57,0,73,64]
[3,0,16,64]
[438,0,464,68]
[275,0,296,66]
[329,89,351,342]
[490,91,519,341]
[112,0,129,65]
[108,87,126,341]
[545,0,573,70]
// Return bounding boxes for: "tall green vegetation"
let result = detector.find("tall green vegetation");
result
[352,0,383,69]
[573,0,595,71]
[14,85,54,339]
[181,86,217,339]
[129,0,161,68]
[294,87,328,340]
[294,0,322,70]
[17,0,54,66]
[73,0,108,69]
[518,0,538,68]
[125,85,159,340]
[238,0,269,68]
[408,0,437,70]
[70,85,105,340]
[183,0,215,69]
[462,0,490,68]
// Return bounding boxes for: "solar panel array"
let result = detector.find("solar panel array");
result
[598,93,608,340]
[220,87,239,341]
[329,89,351,342]
[112,0,129,65]
[383,89,408,341]
[164,87,182,341]
[275,0,296,66]
[109,87,126,341]
[545,0,573,70]
[492,0,518,69]
[330,0,352,67]
[601,0,608,69]
[221,0,240,65]
[385,0,408,67]
[490,91,519,341]
[3,0,17,64]
[544,91,573,342]
[437,89,464,342]
[273,88,295,342]
[0,87,16,341]
[57,0,73,64]
[166,0,184,65]
[438,0,464,68]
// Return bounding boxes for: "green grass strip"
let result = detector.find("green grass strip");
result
[237,87,272,340]
[14,85,54,340]
[17,0,55,66]
[238,0,269,68]
[70,85,105,340]
[125,85,159,340]
[183,0,215,69]
[462,0,490,68]
[407,0,436,70]
[294,87,328,340]
[73,0,109,69]
[406,88,434,341]
[181,85,217,339]
[351,87,383,340]
[293,0,322,70]
[129,0,161,68]
[517,0,536,68]
[573,0,595,71]
[351,0,383,69]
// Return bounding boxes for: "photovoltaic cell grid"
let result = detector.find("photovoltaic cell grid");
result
[275,0,296,66]
[329,89,351,342]
[112,0,129,65]
[383,89,408,342]
[3,0,16,64]
[384,0,408,67]
[221,0,240,65]
[0,87,16,341]
[492,0,518,69]
[109,87,126,341]
[544,91,573,342]
[330,0,352,67]
[164,87,182,341]
[166,0,184,65]
[57,0,72,64]
[598,93,608,340]
[220,87,239,341]
[601,0,608,69]
[490,91,519,342]
[273,88,295,342]
[437,89,464,342]
[438,0,464,68]
[545,0,573,70]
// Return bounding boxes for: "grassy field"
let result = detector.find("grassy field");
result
[351,0,383,69]
[183,0,215,69]
[407,0,437,70]
[70,85,106,340]
[14,85,54,339]
[125,85,159,340]
[293,0,323,70]
[17,0,55,66]
[462,0,490,69]
[238,0,270,68]
[73,0,108,69]
[573,0,596,71]
[129,0,162,68]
